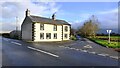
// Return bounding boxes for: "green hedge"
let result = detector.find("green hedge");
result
[89,37,120,48]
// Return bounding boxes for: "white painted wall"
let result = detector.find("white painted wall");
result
[63,25,70,40]
[34,23,63,41]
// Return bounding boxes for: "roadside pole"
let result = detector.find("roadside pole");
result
[108,32,110,43]
[106,30,112,43]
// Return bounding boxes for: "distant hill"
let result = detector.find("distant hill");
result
[97,29,118,34]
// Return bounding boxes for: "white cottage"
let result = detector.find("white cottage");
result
[21,9,71,42]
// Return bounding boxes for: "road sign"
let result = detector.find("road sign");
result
[106,30,112,43]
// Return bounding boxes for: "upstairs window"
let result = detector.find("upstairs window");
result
[65,26,68,32]
[46,33,51,39]
[53,33,57,39]
[64,34,68,39]
[40,24,44,30]
[40,33,44,39]
[53,25,57,31]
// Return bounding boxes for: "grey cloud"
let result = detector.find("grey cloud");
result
[1,2,21,18]
[0,1,60,33]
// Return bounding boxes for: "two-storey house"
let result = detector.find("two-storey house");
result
[21,9,71,42]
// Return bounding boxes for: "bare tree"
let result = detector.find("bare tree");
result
[79,15,99,38]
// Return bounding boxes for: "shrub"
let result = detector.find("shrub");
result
[70,35,77,41]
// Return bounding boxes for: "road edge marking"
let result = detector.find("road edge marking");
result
[27,46,59,58]
[11,42,22,46]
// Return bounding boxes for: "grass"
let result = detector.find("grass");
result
[96,36,120,38]
[89,36,120,48]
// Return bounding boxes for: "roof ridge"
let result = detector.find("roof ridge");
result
[28,15,70,25]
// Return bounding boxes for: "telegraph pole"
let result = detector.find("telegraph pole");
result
[16,16,18,31]
[15,16,18,39]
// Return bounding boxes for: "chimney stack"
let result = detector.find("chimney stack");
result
[26,9,30,17]
[52,13,56,20]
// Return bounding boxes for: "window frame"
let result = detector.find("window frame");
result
[65,26,68,32]
[53,33,57,39]
[40,33,44,39]
[64,34,68,39]
[53,25,57,31]
[46,33,51,39]
[40,24,44,30]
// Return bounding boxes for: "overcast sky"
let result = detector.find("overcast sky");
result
[0,0,119,33]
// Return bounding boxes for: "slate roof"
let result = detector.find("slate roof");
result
[28,15,70,25]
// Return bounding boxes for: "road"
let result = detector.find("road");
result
[1,36,119,66]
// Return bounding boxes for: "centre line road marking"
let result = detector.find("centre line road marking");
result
[27,46,59,58]
[59,46,64,47]
[109,56,118,59]
[68,47,73,49]
[11,42,22,46]
[81,50,87,52]
[75,49,79,51]
[97,54,107,56]
[88,52,96,54]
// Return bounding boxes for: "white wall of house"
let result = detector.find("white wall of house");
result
[63,25,70,40]
[34,23,63,41]
[21,17,32,41]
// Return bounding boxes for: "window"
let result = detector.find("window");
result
[53,25,57,31]
[64,34,67,39]
[40,33,44,39]
[46,33,51,39]
[65,26,68,32]
[53,33,57,39]
[40,24,44,30]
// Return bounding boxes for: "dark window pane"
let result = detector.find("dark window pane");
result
[64,34,67,38]
[53,25,57,31]
[40,24,44,30]
[46,33,51,39]
[40,33,44,39]
[54,33,57,39]
[65,26,68,32]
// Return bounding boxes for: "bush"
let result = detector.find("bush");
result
[70,35,77,41]
[2,33,10,38]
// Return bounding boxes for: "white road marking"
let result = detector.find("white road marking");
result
[87,40,93,43]
[109,56,118,59]
[75,49,80,51]
[64,47,70,49]
[11,42,21,46]
[88,52,96,54]
[59,45,116,59]
[81,50,87,52]
[84,45,92,48]
[103,54,109,56]
[69,47,75,50]
[27,46,59,58]
[59,46,64,48]
[97,54,107,56]
[59,46,80,51]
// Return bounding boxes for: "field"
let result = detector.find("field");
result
[89,36,120,48]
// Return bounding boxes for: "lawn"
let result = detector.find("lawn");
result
[89,36,120,48]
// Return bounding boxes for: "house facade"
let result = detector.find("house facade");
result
[21,9,71,42]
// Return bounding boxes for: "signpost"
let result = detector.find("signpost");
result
[106,30,112,43]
